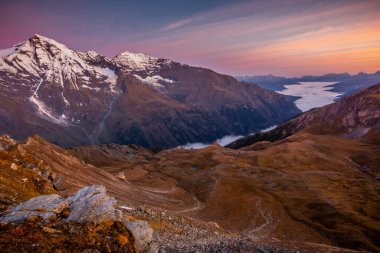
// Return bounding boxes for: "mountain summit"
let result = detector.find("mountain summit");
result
[0,35,300,147]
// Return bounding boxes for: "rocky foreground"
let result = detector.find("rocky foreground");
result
[0,185,154,252]
[0,184,359,253]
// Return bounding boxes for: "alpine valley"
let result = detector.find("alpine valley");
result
[0,35,379,253]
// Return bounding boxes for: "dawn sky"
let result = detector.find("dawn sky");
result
[1,0,379,76]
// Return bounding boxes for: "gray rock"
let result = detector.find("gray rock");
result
[0,210,56,224]
[0,186,123,225]
[66,185,122,224]
[0,194,67,224]
[66,185,105,204]
[125,218,153,252]
[0,184,154,252]
[11,194,67,213]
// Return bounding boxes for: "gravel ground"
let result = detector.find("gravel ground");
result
[119,202,359,253]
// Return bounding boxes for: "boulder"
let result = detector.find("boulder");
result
[66,185,123,224]
[0,194,67,224]
[0,184,153,252]
[11,194,67,213]
[0,210,56,224]
[0,186,122,225]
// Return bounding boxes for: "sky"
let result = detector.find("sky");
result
[0,0,379,76]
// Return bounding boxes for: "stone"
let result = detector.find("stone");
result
[66,185,105,204]
[0,194,68,224]
[42,226,62,234]
[66,185,123,224]
[0,184,154,252]
[0,210,56,224]
[124,218,153,252]
[0,186,123,225]
[11,194,67,213]
[51,175,66,191]
[10,163,17,170]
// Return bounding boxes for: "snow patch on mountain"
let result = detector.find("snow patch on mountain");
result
[135,74,175,89]
[82,84,100,91]
[114,52,158,72]
[93,66,118,92]
[114,51,172,74]
[29,78,70,126]
[0,47,16,57]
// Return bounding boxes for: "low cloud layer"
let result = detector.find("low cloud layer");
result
[278,82,342,112]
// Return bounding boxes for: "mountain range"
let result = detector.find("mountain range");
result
[0,35,300,148]
[237,72,380,95]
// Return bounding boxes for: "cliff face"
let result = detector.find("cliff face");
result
[0,35,300,148]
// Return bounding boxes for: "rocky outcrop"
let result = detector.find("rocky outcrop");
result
[0,194,67,223]
[66,185,123,224]
[0,185,154,252]
[0,185,120,225]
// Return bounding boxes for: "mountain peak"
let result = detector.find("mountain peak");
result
[27,34,70,52]
[114,51,171,73]
[118,51,156,59]
[115,51,158,64]
[31,33,49,40]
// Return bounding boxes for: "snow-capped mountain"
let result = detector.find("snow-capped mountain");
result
[0,35,301,147]
[114,51,177,92]
[0,35,119,141]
